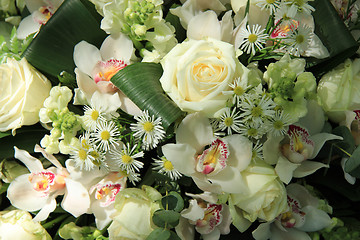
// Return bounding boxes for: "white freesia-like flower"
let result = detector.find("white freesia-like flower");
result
[7,145,91,221]
[252,183,332,240]
[160,38,249,118]
[162,113,253,194]
[0,210,51,240]
[0,57,52,134]
[176,192,232,240]
[17,0,63,39]
[73,33,141,116]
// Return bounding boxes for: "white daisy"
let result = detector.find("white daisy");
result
[238,121,264,139]
[130,110,166,150]
[274,3,298,22]
[239,24,268,55]
[152,156,182,181]
[240,94,276,124]
[82,105,105,131]
[223,77,250,107]
[267,110,295,137]
[287,0,315,15]
[91,120,120,152]
[256,0,281,14]
[252,141,264,161]
[218,107,243,135]
[110,143,144,174]
[285,24,313,56]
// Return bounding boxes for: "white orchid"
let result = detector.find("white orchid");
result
[17,0,63,39]
[7,145,90,221]
[73,33,141,116]
[162,113,253,194]
[252,183,332,240]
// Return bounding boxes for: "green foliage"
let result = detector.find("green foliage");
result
[161,191,184,212]
[0,26,33,63]
[152,209,180,229]
[344,146,360,178]
[331,126,356,158]
[146,228,180,240]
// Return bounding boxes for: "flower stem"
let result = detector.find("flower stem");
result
[42,214,69,229]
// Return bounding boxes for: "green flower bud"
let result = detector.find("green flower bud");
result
[0,160,28,183]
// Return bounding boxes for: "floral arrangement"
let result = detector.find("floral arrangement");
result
[1,0,360,239]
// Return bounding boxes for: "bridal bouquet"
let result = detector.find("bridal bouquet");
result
[1,0,360,239]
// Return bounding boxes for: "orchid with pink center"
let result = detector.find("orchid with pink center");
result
[73,33,141,116]
[17,0,63,39]
[7,145,90,222]
[176,192,232,240]
[252,183,332,240]
[162,113,252,194]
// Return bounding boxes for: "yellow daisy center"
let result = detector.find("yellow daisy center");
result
[91,110,99,120]
[101,130,110,140]
[224,117,233,127]
[122,155,133,164]
[248,33,258,43]
[296,34,305,44]
[78,149,87,161]
[251,106,263,117]
[143,122,154,132]
[163,160,174,171]
[234,86,244,96]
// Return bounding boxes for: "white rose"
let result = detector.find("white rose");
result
[0,210,51,240]
[0,58,51,134]
[108,187,161,240]
[160,38,248,117]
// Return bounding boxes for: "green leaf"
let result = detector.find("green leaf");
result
[306,0,359,77]
[146,228,171,240]
[21,0,107,82]
[111,62,185,129]
[331,126,355,157]
[345,146,360,177]
[161,191,184,212]
[152,209,181,228]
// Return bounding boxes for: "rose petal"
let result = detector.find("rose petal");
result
[187,11,221,40]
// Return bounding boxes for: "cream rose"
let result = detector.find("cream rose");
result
[0,58,51,134]
[160,38,248,117]
[108,186,161,240]
[229,161,287,225]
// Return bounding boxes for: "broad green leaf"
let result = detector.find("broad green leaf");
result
[146,228,171,240]
[161,191,184,212]
[345,146,360,177]
[21,0,107,82]
[306,0,359,77]
[152,209,180,228]
[331,126,355,157]
[111,62,185,129]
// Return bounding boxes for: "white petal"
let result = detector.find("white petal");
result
[176,113,214,153]
[252,222,272,240]
[225,134,252,171]
[175,217,195,240]
[218,204,232,235]
[309,133,343,159]
[220,11,234,43]
[118,91,142,116]
[74,68,98,101]
[202,227,220,240]
[34,144,63,169]
[275,156,300,184]
[181,199,204,221]
[304,34,330,59]
[341,158,357,185]
[271,224,311,240]
[286,183,318,208]
[33,197,57,222]
[16,15,40,39]
[162,143,196,175]
[91,200,116,230]
[209,167,247,193]
[187,11,221,40]
[62,178,90,217]
[100,33,135,62]
[263,135,283,165]
[297,205,332,232]
[14,147,43,173]
[73,41,102,76]
[293,161,328,178]
[92,91,122,114]
[7,174,48,211]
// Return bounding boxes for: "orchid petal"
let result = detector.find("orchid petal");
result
[181,199,204,221]
[118,91,142,116]
[220,11,234,43]
[175,217,195,240]
[209,167,247,193]
[187,11,221,40]
[297,205,332,232]
[293,161,328,178]
[228,197,252,232]
[74,68,98,101]
[263,135,283,165]
[297,100,325,135]
[225,134,252,171]
[91,200,116,230]
[34,144,63,169]
[16,15,41,39]
[304,34,330,59]
[218,204,232,235]
[271,224,311,240]
[62,178,90,217]
[309,133,343,159]
[252,222,272,240]
[162,143,196,175]
[100,33,135,62]
[186,192,218,204]
[275,156,300,184]
[176,113,214,153]
[7,174,48,211]
[33,197,57,222]
[202,227,221,240]
[286,183,319,208]
[14,147,43,173]
[73,41,102,76]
